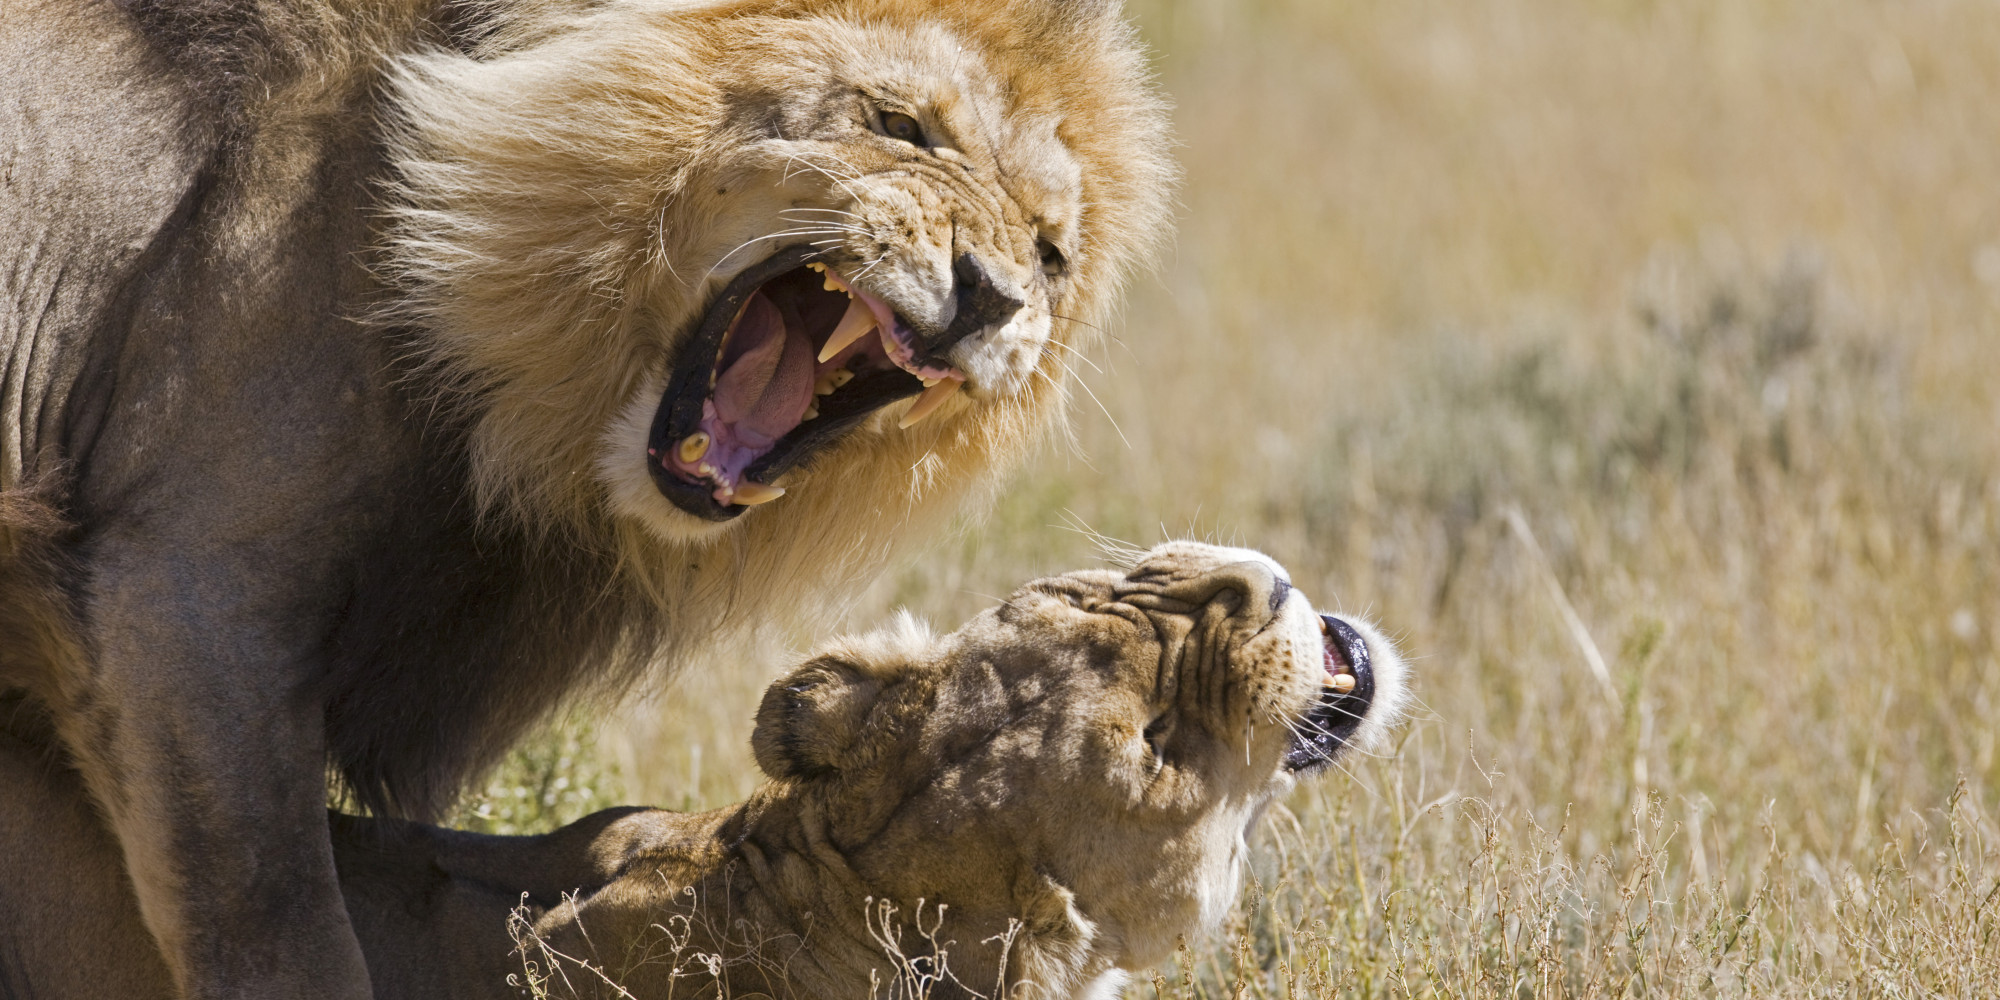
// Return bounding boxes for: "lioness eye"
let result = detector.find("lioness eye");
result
[880,111,926,146]
[1037,238,1065,278]
[1142,714,1170,766]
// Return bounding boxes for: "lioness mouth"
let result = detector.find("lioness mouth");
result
[1284,614,1378,771]
[647,245,966,520]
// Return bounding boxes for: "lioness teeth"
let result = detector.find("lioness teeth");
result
[899,377,962,429]
[803,400,819,420]
[677,432,711,464]
[818,300,877,363]
[1328,673,1357,695]
[731,482,785,505]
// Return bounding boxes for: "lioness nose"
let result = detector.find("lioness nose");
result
[923,253,1024,358]
[1149,560,1286,624]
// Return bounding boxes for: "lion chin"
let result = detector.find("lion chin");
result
[0,544,1406,1000]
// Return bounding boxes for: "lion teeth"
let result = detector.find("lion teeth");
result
[803,400,820,420]
[1328,673,1357,695]
[921,376,941,388]
[677,432,711,464]
[813,366,853,396]
[898,377,962,429]
[818,300,877,362]
[731,482,785,506]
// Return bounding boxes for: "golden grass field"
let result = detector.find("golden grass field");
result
[459,2,2000,995]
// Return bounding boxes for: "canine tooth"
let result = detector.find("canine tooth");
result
[677,432,711,464]
[1329,673,1357,695]
[817,299,877,362]
[731,482,786,505]
[898,377,962,429]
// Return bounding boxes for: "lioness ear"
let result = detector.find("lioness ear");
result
[752,658,881,780]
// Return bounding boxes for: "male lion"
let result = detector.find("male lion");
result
[0,543,1406,1000]
[0,0,1171,995]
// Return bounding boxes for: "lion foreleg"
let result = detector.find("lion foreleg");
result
[60,570,371,1000]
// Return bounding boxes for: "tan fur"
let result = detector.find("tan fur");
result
[381,0,1175,624]
[0,543,1405,1000]
[1,1,1172,994]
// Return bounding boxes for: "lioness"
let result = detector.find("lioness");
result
[0,543,1404,1000]
[0,0,1170,993]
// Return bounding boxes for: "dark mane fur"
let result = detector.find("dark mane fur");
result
[0,0,1175,990]
[316,408,655,820]
[4,0,641,821]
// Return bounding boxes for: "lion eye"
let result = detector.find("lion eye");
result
[879,111,927,147]
[1037,238,1066,279]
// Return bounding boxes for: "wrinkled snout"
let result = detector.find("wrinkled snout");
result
[1115,541,1408,770]
[1123,555,1293,623]
[909,253,1025,366]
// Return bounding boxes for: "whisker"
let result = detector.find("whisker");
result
[1040,336,1103,374]
[850,253,892,280]
[781,207,868,222]
[1047,354,1131,451]
[1052,510,1146,565]
[1048,312,1110,337]
[699,228,853,283]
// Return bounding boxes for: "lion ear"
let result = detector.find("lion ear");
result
[752,658,882,781]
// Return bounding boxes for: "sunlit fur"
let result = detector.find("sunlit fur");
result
[380,0,1175,633]
[0,543,1405,1000]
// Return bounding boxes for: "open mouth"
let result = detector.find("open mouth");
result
[646,245,966,520]
[1283,614,1378,771]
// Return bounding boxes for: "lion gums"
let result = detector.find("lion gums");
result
[667,261,972,508]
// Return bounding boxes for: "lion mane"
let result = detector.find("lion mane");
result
[0,0,1170,994]
[0,544,1407,1000]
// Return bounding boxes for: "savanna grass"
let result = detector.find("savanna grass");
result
[463,1,2000,995]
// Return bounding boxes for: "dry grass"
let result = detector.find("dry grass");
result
[459,1,2000,995]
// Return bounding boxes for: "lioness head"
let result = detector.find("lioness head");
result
[742,541,1407,987]
[384,0,1172,553]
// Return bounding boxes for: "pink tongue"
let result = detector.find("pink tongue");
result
[712,292,815,447]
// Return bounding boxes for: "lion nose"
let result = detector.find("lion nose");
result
[918,253,1024,362]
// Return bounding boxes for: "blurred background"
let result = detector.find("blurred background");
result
[469,2,2000,994]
